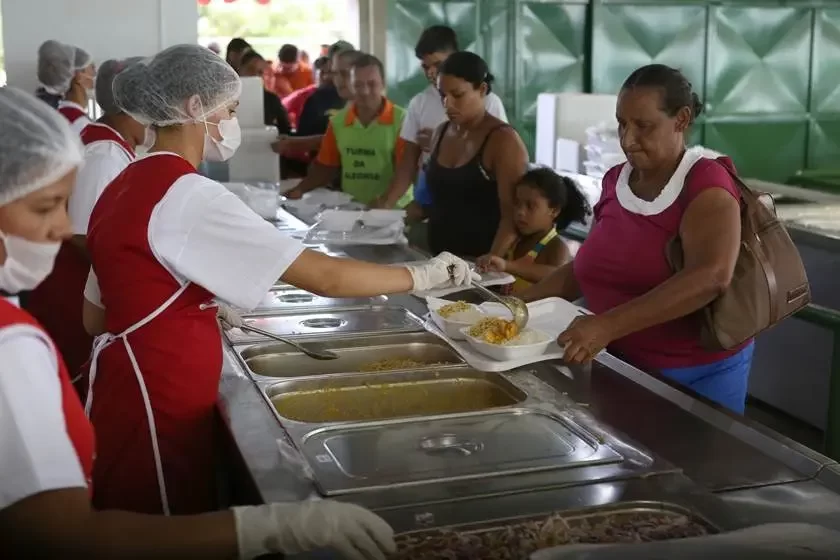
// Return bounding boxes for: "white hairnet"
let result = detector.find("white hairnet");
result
[37,40,93,95]
[113,44,242,127]
[0,87,83,205]
[95,57,144,115]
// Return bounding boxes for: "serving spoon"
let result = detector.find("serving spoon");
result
[448,265,530,332]
[227,321,339,360]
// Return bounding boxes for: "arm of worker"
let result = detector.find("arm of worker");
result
[283,124,340,199]
[271,134,323,155]
[373,137,420,209]
[483,237,568,285]
[558,186,741,364]
[485,127,529,258]
[81,269,105,336]
[519,261,581,303]
[0,337,394,559]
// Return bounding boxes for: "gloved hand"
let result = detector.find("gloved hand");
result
[233,501,396,560]
[405,252,480,293]
[217,302,243,330]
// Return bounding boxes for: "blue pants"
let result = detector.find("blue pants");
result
[414,167,432,206]
[660,341,755,414]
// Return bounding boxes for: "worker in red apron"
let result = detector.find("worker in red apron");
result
[28,57,148,386]
[80,44,475,517]
[36,40,96,134]
[0,84,400,560]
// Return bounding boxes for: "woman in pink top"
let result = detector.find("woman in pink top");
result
[523,64,753,413]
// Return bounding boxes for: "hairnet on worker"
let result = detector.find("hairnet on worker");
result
[95,57,145,116]
[0,87,83,205]
[113,44,241,127]
[37,40,93,95]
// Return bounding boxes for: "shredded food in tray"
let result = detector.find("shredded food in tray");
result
[437,301,473,318]
[391,510,709,559]
[359,358,448,372]
[468,317,520,345]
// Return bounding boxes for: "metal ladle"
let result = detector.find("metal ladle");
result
[449,265,530,331]
[232,322,339,360]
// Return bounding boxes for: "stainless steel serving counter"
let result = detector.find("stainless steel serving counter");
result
[216,209,840,552]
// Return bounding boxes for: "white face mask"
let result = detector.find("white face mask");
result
[0,231,61,293]
[203,117,241,162]
[141,127,156,151]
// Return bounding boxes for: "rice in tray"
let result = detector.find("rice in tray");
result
[437,301,484,323]
[359,358,448,372]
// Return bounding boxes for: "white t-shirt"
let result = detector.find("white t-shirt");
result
[400,85,508,163]
[69,124,134,235]
[0,312,87,510]
[84,153,305,313]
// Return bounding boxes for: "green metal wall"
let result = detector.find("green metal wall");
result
[386,0,840,182]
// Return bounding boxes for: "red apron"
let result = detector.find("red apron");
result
[58,103,88,126]
[0,299,96,494]
[27,124,135,385]
[85,153,221,515]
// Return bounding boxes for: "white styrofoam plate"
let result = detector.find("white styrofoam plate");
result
[423,297,593,371]
[426,298,486,340]
[461,326,553,361]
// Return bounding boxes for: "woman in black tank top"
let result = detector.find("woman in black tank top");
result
[419,52,528,259]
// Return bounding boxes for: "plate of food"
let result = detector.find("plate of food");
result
[428,299,486,340]
[461,317,553,361]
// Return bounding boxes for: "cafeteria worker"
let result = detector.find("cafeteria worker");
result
[37,39,96,134]
[285,52,413,207]
[81,44,475,516]
[523,64,753,414]
[0,86,396,560]
[28,57,148,380]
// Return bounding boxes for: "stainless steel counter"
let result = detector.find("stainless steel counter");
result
[217,210,840,550]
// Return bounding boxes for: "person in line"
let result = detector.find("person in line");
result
[407,51,528,259]
[480,167,590,294]
[285,53,412,206]
[79,44,475,516]
[373,25,508,211]
[0,85,396,560]
[523,64,753,414]
[36,40,96,133]
[283,55,330,129]
[237,49,292,135]
[26,57,148,382]
[225,37,251,72]
[270,43,314,98]
[207,41,222,56]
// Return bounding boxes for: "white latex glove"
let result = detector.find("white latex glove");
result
[405,252,480,293]
[217,302,243,330]
[232,501,396,560]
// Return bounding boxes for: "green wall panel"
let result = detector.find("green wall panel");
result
[385,1,478,107]
[811,9,840,113]
[706,7,812,115]
[591,3,707,97]
[705,119,808,182]
[517,1,587,155]
[808,117,840,169]
[477,0,513,108]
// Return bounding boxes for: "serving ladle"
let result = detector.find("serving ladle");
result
[228,322,339,360]
[448,265,530,332]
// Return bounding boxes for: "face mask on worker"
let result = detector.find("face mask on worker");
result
[0,230,61,293]
[202,115,241,162]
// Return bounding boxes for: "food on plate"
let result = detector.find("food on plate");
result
[391,510,709,559]
[468,317,520,344]
[359,358,450,372]
[436,301,485,323]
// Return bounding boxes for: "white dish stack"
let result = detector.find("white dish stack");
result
[582,122,626,180]
[226,77,280,185]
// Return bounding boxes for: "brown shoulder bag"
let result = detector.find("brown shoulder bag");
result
[666,159,810,350]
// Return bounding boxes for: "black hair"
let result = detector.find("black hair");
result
[327,40,355,59]
[226,38,251,57]
[517,167,592,231]
[438,51,494,94]
[621,64,704,124]
[350,53,385,79]
[313,56,329,71]
[414,25,459,58]
[278,44,299,63]
[239,50,265,67]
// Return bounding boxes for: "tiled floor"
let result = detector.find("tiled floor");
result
[745,397,824,452]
